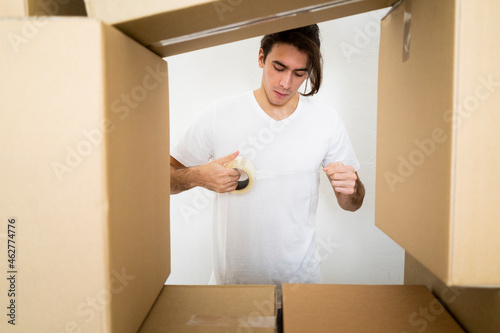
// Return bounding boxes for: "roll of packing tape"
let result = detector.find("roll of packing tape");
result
[224,156,255,193]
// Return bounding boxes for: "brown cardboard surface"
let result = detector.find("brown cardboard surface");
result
[85,0,391,57]
[0,0,25,16]
[0,0,86,16]
[405,253,500,333]
[139,285,276,332]
[282,283,464,332]
[0,18,169,332]
[375,0,500,286]
[452,0,500,286]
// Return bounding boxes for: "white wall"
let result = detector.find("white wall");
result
[165,8,404,286]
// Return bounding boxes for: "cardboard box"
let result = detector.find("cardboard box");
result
[84,0,391,57]
[375,0,500,286]
[282,283,464,332]
[139,285,277,332]
[405,253,500,333]
[0,17,170,332]
[0,0,86,17]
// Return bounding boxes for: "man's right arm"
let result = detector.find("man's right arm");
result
[170,152,241,195]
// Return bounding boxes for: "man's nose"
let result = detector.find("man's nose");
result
[280,72,292,90]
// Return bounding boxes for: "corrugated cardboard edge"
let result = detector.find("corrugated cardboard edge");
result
[98,21,114,333]
[448,0,461,287]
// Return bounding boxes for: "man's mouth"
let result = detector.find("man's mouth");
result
[274,90,288,98]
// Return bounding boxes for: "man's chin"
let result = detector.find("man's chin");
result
[270,100,286,106]
[269,96,291,106]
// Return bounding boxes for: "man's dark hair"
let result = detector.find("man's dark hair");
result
[260,24,322,96]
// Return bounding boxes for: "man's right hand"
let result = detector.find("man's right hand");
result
[170,151,241,194]
[196,151,241,193]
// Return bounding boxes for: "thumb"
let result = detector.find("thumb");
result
[214,151,239,165]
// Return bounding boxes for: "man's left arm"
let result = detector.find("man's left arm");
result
[324,162,365,212]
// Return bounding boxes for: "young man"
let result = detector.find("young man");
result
[170,24,365,306]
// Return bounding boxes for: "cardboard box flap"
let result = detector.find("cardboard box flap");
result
[375,0,455,283]
[139,285,276,332]
[149,0,392,48]
[85,0,391,56]
[100,21,171,333]
[282,284,464,332]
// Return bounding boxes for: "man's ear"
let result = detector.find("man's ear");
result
[258,48,265,68]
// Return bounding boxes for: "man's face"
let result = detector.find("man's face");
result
[258,43,309,107]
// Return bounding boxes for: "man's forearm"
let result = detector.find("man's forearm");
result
[336,178,365,212]
[170,165,200,194]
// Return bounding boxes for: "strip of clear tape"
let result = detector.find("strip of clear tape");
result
[254,170,321,180]
[402,0,412,62]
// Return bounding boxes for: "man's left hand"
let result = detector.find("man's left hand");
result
[323,161,357,195]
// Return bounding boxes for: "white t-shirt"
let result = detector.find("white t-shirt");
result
[171,91,359,301]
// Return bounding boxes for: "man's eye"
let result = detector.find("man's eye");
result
[274,66,285,72]
[295,73,305,78]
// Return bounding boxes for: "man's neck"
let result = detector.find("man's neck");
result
[253,88,300,121]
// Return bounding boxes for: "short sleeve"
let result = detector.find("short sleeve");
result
[322,111,360,171]
[171,103,216,167]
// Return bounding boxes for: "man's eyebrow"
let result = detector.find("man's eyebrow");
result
[272,60,308,72]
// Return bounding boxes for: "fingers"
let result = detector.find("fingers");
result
[230,168,242,179]
[216,180,239,193]
[212,170,241,193]
[326,168,357,181]
[226,168,241,180]
[210,162,241,193]
[213,151,241,192]
[330,180,357,194]
[214,150,239,165]
[212,167,240,190]
[323,162,354,179]
[198,153,242,192]
[323,162,357,194]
